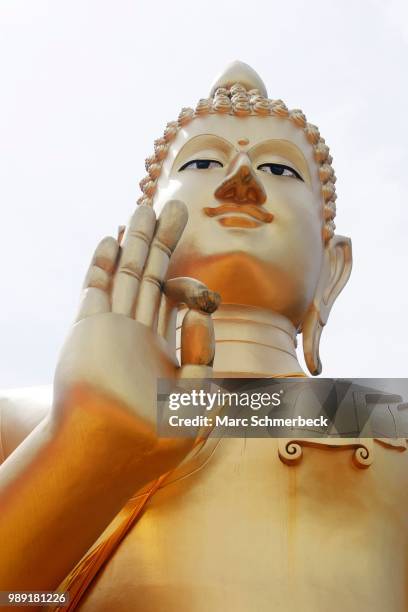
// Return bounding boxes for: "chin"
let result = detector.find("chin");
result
[167,249,312,325]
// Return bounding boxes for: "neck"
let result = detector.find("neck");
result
[210,304,304,378]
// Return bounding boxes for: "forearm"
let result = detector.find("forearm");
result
[0,385,163,591]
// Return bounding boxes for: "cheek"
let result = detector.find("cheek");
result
[259,181,325,298]
[152,179,183,217]
[154,172,223,215]
[266,181,323,253]
[270,194,324,302]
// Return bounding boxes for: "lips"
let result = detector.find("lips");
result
[203,203,274,225]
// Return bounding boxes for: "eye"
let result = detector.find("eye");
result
[179,159,224,171]
[257,163,303,181]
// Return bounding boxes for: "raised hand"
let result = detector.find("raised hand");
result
[52,199,219,477]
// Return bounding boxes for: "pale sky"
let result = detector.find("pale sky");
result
[0,0,407,390]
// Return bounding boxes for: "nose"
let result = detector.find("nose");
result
[214,153,266,205]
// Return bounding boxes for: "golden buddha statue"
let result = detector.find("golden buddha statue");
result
[1,61,407,612]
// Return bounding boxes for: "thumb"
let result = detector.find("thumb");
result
[179,309,216,379]
[162,276,220,378]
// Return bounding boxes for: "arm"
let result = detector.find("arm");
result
[0,395,165,591]
[0,200,219,592]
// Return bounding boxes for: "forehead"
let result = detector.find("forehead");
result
[162,114,319,185]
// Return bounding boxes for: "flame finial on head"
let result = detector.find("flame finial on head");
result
[209,60,268,98]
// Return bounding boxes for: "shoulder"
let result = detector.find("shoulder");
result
[0,385,52,462]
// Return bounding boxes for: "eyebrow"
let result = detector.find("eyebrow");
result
[172,134,312,184]
[248,139,311,184]
[172,134,235,170]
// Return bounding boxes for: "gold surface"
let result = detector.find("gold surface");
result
[77,437,408,612]
[1,63,403,612]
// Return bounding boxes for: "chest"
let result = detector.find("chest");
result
[79,438,408,612]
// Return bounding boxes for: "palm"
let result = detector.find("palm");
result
[54,200,219,433]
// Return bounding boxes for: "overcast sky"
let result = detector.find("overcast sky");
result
[0,0,407,391]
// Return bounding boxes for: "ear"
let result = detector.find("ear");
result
[302,235,352,376]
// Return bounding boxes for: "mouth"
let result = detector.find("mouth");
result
[203,203,274,229]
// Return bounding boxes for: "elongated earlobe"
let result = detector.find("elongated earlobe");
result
[302,307,323,375]
[302,235,352,375]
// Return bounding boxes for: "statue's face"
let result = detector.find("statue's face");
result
[154,114,325,326]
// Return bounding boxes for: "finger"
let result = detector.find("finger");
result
[164,277,220,313]
[159,277,220,358]
[76,288,110,322]
[178,310,216,442]
[76,236,119,321]
[134,200,188,328]
[180,310,215,366]
[111,205,156,316]
[176,291,220,436]
[157,294,178,346]
[82,236,119,290]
